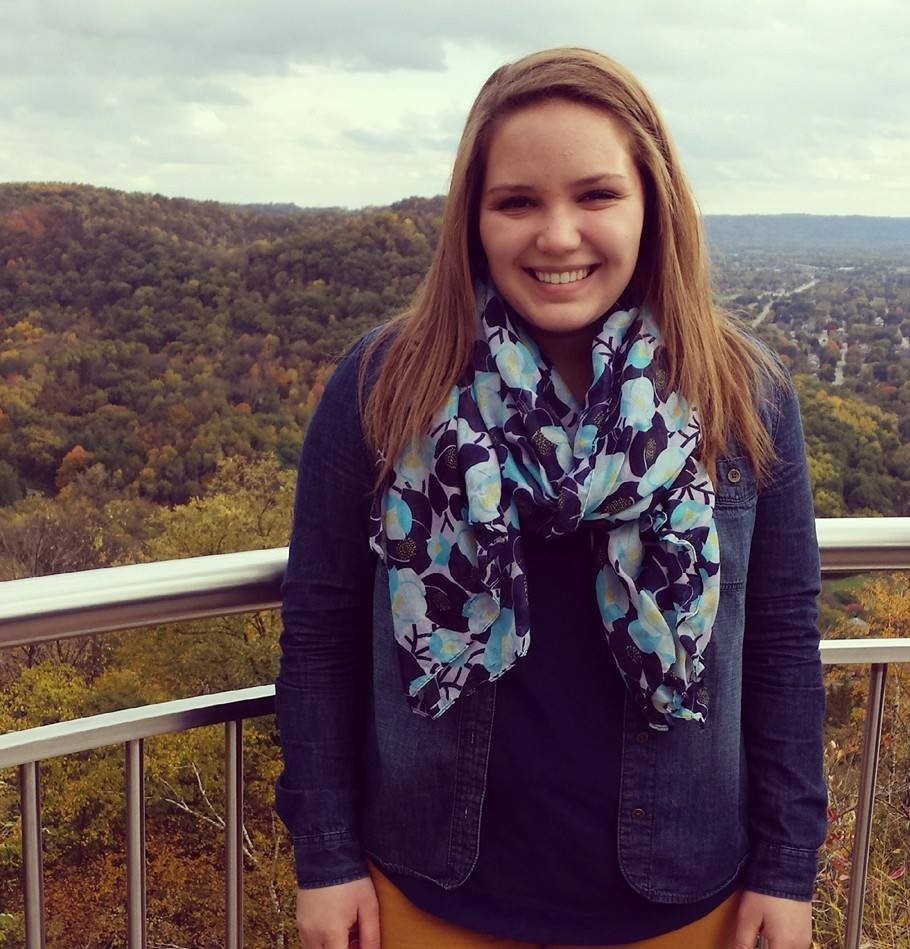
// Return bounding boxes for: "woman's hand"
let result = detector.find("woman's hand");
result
[296,877,380,949]
[731,890,812,949]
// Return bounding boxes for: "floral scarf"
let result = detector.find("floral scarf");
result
[369,283,720,730]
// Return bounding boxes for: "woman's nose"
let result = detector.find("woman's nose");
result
[535,208,582,255]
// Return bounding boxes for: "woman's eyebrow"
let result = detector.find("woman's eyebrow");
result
[572,173,628,187]
[484,173,628,195]
[484,182,535,195]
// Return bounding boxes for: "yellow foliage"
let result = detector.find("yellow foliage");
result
[860,572,910,638]
[10,320,43,344]
[145,454,295,559]
[0,362,46,412]
[0,662,91,731]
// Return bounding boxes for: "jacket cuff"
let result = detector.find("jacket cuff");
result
[743,839,819,901]
[292,830,370,889]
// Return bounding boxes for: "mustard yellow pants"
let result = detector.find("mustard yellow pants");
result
[369,863,742,949]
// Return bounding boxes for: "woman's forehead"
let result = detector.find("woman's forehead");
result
[482,100,638,186]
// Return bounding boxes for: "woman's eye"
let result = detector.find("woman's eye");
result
[580,189,620,203]
[495,195,534,211]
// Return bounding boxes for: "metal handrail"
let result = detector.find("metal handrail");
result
[0,546,287,648]
[815,516,910,572]
[0,685,275,768]
[1,518,908,649]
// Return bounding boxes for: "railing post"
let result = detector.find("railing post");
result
[843,662,888,949]
[225,719,244,949]
[19,761,46,949]
[125,739,147,949]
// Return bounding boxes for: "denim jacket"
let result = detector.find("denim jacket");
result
[275,337,828,903]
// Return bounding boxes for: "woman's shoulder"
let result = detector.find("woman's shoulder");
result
[333,323,397,387]
[324,322,396,399]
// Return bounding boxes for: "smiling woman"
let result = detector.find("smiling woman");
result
[478,100,645,399]
[275,47,827,949]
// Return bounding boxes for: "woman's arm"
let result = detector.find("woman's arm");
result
[739,375,828,901]
[275,338,379,889]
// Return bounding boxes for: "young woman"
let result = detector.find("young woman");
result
[276,48,827,949]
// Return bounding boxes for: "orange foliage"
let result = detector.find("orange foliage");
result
[0,204,49,239]
[39,824,296,948]
[167,403,194,431]
[55,444,96,490]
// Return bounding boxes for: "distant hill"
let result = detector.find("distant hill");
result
[705,214,910,253]
[235,202,307,215]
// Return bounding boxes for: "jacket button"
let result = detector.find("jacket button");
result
[635,731,649,745]
[726,468,742,484]
[631,807,646,819]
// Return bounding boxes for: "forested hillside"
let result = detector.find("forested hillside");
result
[0,183,439,505]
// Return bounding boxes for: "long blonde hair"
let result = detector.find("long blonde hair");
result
[362,47,782,483]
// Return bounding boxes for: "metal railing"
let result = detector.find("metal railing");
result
[1,685,274,949]
[0,516,909,949]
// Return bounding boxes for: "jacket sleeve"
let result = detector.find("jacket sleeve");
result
[740,374,828,900]
[274,338,378,888]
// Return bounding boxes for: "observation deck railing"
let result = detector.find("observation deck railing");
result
[0,517,909,949]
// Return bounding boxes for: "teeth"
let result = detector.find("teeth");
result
[533,268,591,284]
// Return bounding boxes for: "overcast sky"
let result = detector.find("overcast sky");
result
[1,0,907,215]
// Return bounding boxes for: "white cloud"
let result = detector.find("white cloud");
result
[186,107,228,136]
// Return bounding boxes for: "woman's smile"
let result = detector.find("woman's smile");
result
[526,265,599,285]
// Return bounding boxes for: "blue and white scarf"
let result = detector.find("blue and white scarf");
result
[370,283,720,729]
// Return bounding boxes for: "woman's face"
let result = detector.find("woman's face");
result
[478,98,645,346]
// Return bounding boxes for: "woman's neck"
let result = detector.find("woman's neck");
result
[527,324,598,404]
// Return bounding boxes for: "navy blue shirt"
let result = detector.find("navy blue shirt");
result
[388,529,737,944]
